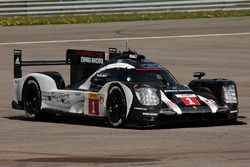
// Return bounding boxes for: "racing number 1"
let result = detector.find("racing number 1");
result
[181,97,200,106]
[186,97,196,105]
[88,93,100,115]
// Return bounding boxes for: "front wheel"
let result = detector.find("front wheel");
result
[22,77,44,120]
[106,85,127,128]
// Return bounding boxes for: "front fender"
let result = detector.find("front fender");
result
[99,81,133,118]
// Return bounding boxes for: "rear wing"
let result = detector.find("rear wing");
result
[66,49,108,84]
[13,48,117,85]
[14,50,67,79]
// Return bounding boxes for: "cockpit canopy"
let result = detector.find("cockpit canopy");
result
[91,67,180,89]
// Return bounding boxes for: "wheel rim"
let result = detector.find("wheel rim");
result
[107,87,126,127]
[23,80,41,116]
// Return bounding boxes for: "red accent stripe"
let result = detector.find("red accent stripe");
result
[76,50,105,58]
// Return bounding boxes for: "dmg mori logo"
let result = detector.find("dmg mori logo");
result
[81,57,103,64]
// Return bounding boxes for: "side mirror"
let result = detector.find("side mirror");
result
[193,72,205,79]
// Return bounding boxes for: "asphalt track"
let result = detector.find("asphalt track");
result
[0,17,250,167]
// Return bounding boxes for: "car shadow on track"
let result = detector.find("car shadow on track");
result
[4,115,247,130]
[4,114,109,128]
[154,119,247,130]
[127,116,247,130]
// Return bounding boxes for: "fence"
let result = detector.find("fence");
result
[0,0,250,16]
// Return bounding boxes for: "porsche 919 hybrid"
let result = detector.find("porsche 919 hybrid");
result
[12,48,239,127]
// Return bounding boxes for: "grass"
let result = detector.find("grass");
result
[0,10,250,26]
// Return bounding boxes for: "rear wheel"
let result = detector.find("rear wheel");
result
[106,85,127,128]
[22,77,44,120]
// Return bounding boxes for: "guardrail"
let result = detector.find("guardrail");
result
[1,0,250,16]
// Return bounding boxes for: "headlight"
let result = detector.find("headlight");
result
[135,87,160,106]
[222,84,237,103]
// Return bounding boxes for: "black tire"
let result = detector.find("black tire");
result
[106,85,127,128]
[22,77,44,120]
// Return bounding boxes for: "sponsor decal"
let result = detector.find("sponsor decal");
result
[88,93,100,115]
[142,112,158,116]
[134,107,147,111]
[175,94,197,98]
[129,54,138,59]
[96,73,108,78]
[176,94,200,106]
[43,92,70,104]
[15,57,20,65]
[164,89,192,93]
[80,56,103,64]
[159,109,175,115]
[230,110,238,113]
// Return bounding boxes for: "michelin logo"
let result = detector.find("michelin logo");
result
[81,57,103,64]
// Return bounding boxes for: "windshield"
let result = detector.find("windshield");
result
[127,69,180,88]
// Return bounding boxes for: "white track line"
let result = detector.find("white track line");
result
[0,32,249,45]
